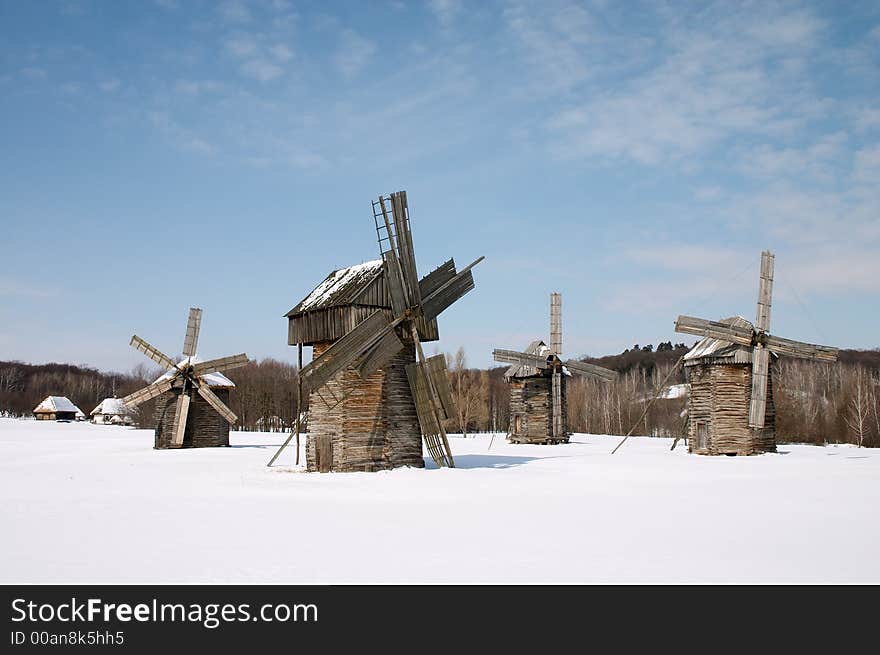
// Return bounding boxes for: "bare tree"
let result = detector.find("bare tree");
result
[844,367,871,448]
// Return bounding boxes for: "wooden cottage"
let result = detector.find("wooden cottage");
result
[33,396,84,421]
[285,259,440,472]
[90,397,133,425]
[151,361,235,449]
[504,341,570,444]
[683,316,776,455]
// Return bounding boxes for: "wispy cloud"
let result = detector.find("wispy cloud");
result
[334,29,376,78]
[219,0,251,24]
[428,0,461,26]
[239,58,283,82]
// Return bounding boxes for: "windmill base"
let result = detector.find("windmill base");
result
[686,362,776,456]
[153,388,231,449]
[508,434,571,445]
[305,340,424,473]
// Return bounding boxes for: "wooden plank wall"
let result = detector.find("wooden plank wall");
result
[153,388,231,448]
[686,363,776,455]
[507,374,569,444]
[306,340,424,472]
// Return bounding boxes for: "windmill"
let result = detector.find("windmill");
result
[493,293,617,444]
[122,308,249,449]
[674,250,838,455]
[277,191,485,472]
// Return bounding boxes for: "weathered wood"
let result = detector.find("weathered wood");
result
[154,387,231,449]
[171,393,190,447]
[196,381,238,424]
[121,377,174,408]
[300,310,395,394]
[755,251,774,332]
[507,373,569,444]
[129,335,177,371]
[305,340,424,473]
[192,353,249,377]
[182,307,202,357]
[357,329,405,379]
[674,315,755,347]
[686,362,776,455]
[550,293,562,356]
[748,345,770,427]
[762,333,838,362]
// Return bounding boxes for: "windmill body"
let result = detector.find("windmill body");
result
[493,293,617,445]
[675,251,838,456]
[122,308,249,449]
[284,191,484,473]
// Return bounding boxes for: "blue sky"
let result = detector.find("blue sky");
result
[1,0,879,373]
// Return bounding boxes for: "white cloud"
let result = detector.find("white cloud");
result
[533,4,830,167]
[334,30,376,77]
[240,59,284,82]
[219,0,251,24]
[225,35,258,58]
[174,79,223,95]
[429,0,461,26]
[99,78,120,92]
[270,43,294,62]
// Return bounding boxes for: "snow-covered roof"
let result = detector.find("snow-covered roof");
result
[152,356,235,388]
[286,259,384,316]
[90,398,128,416]
[683,316,772,365]
[33,396,83,415]
[506,340,555,379]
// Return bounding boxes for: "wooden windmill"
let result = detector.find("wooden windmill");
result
[278,190,484,472]
[674,250,838,455]
[493,293,617,444]
[122,308,249,449]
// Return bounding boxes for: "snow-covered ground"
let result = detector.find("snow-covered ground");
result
[1,418,877,584]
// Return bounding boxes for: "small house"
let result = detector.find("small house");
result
[90,398,133,425]
[33,396,84,421]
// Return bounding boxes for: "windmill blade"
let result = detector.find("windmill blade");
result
[390,191,422,307]
[356,329,405,379]
[121,378,174,408]
[755,251,774,333]
[762,334,838,362]
[130,335,177,371]
[192,353,250,377]
[493,348,551,369]
[419,258,456,298]
[182,307,202,358]
[550,293,562,356]
[171,392,191,447]
[406,362,440,435]
[421,256,485,321]
[300,310,398,394]
[748,346,770,428]
[674,315,755,348]
[382,251,409,317]
[551,370,562,438]
[194,378,238,424]
[564,359,618,382]
[425,354,456,421]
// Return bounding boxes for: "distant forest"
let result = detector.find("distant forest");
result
[2,342,879,447]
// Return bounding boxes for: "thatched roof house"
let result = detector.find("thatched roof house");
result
[90,398,133,425]
[683,316,777,455]
[33,396,84,421]
[286,260,438,473]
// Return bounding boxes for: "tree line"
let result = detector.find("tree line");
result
[3,344,879,447]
